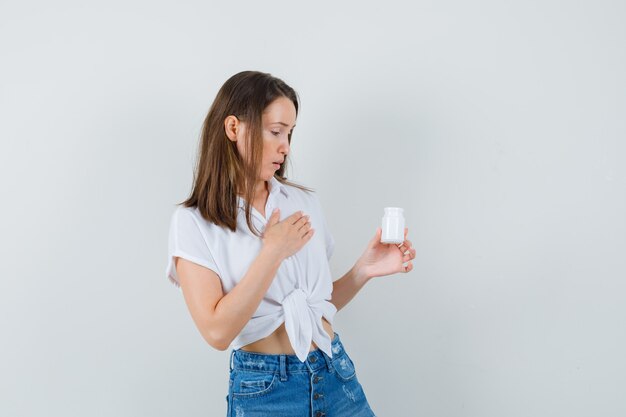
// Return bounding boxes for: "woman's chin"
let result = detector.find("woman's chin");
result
[264,170,277,179]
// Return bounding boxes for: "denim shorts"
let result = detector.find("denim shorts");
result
[225,332,377,417]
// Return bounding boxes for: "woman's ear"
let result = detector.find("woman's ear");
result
[224,115,241,142]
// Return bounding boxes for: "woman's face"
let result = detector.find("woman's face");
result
[232,96,296,181]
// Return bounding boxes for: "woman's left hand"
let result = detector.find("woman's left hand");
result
[356,227,415,279]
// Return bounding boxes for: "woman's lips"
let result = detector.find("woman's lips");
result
[273,163,281,168]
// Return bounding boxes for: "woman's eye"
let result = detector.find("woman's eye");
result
[271,131,281,136]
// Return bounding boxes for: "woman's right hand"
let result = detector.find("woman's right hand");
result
[261,208,315,260]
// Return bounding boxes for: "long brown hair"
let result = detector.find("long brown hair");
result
[179,70,314,237]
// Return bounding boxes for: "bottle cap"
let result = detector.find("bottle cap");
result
[384,207,404,215]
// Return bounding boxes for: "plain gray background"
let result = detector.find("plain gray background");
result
[1,0,625,416]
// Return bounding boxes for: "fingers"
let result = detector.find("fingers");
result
[296,214,310,225]
[269,208,280,224]
[289,210,307,224]
[279,210,314,239]
[297,216,312,234]
[401,221,414,271]
[400,235,416,269]
[398,239,413,253]
[295,214,309,231]
[402,249,415,263]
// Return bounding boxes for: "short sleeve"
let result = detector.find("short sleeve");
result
[312,193,335,261]
[166,207,220,289]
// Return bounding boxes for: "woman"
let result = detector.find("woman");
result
[166,70,415,417]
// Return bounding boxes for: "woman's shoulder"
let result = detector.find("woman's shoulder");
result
[170,204,216,231]
[171,204,199,220]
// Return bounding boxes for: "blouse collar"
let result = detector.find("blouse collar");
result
[236,176,289,209]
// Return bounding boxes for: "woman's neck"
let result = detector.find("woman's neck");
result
[237,180,269,201]
[254,180,269,197]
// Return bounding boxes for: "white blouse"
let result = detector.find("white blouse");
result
[166,175,337,362]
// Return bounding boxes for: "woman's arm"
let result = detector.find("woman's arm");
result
[329,261,371,312]
[177,209,311,351]
[177,246,283,351]
[329,227,415,311]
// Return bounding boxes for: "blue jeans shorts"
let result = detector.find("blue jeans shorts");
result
[225,332,377,417]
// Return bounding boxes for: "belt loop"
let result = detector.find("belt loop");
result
[229,349,235,372]
[279,354,288,381]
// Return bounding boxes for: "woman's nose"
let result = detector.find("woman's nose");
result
[279,139,290,155]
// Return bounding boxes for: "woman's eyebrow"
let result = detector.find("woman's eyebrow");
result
[271,122,296,128]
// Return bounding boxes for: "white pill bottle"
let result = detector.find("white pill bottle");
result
[380,207,405,244]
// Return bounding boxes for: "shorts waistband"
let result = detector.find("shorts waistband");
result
[230,332,343,373]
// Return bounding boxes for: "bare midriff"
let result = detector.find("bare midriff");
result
[239,317,334,354]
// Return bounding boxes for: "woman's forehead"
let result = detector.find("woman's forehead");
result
[263,97,296,123]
